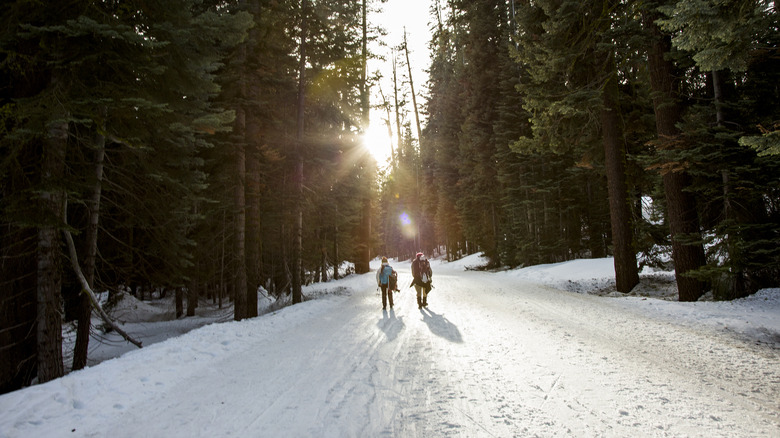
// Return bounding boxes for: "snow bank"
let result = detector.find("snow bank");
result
[108,293,175,323]
[441,254,780,348]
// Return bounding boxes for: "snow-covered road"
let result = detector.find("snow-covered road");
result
[1,259,778,437]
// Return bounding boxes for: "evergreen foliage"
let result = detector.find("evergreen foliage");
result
[1,0,379,391]
[412,0,777,298]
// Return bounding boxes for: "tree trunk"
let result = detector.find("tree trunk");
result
[232,13,250,319]
[333,224,340,280]
[245,125,261,318]
[318,226,327,282]
[175,287,183,318]
[219,210,226,309]
[355,0,373,274]
[292,0,309,304]
[404,30,426,251]
[72,128,106,371]
[37,115,67,383]
[644,10,706,302]
[292,157,304,303]
[355,198,371,274]
[601,57,639,293]
[392,51,403,157]
[0,226,37,393]
[187,281,197,317]
[404,29,423,151]
[234,104,248,319]
[361,0,369,126]
[378,85,396,167]
[244,0,262,318]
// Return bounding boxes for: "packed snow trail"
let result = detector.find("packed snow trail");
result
[1,260,778,437]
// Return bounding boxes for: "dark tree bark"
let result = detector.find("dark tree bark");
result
[644,10,707,301]
[392,51,403,158]
[231,7,250,319]
[352,0,373,275]
[355,199,371,274]
[187,281,197,317]
[0,226,38,393]
[404,29,423,151]
[244,0,262,318]
[292,0,309,304]
[317,227,328,282]
[176,287,184,318]
[220,210,226,309]
[333,223,340,280]
[234,102,248,319]
[601,57,639,293]
[37,115,67,383]
[72,128,106,371]
[361,0,369,126]
[245,123,261,317]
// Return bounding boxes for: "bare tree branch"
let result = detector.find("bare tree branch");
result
[61,222,143,349]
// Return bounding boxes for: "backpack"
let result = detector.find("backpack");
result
[389,270,398,291]
[420,260,431,284]
[379,264,393,285]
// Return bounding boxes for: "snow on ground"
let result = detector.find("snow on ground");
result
[1,256,779,437]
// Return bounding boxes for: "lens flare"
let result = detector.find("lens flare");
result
[399,212,417,239]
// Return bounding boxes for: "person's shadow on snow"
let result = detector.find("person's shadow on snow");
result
[420,308,462,343]
[379,308,404,341]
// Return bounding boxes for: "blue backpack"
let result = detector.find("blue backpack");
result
[379,265,393,285]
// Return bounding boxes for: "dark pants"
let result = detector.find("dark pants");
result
[381,284,393,308]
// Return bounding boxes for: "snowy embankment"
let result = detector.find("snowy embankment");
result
[0,255,778,437]
[491,255,780,349]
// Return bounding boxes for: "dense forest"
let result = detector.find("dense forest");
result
[1,0,778,394]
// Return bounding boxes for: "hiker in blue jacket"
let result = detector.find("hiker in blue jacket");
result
[376,257,396,309]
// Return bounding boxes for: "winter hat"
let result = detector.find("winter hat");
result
[415,252,423,259]
[381,256,388,263]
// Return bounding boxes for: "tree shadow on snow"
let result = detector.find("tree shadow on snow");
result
[378,308,404,341]
[420,308,462,343]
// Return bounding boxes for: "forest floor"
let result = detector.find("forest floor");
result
[1,255,779,437]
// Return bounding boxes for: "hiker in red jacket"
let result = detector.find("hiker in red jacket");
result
[411,252,432,308]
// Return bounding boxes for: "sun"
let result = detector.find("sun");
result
[361,122,394,165]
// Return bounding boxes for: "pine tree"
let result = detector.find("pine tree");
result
[423,2,466,260]
[642,2,708,301]
[451,0,506,264]
[654,0,780,297]
[513,0,639,290]
[0,0,250,389]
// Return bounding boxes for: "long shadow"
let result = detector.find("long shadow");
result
[378,309,404,341]
[420,308,462,343]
